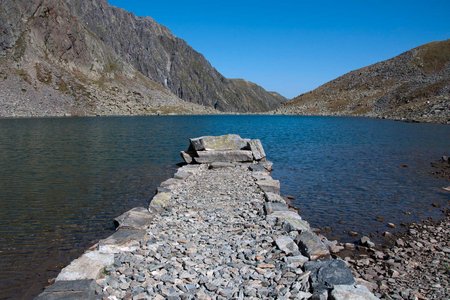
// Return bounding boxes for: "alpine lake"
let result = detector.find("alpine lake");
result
[0,115,449,299]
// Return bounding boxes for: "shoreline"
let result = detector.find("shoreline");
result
[0,113,449,125]
[337,212,449,299]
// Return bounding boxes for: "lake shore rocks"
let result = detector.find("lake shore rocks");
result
[36,136,378,300]
[337,213,450,300]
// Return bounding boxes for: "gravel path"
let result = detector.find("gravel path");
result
[96,164,312,299]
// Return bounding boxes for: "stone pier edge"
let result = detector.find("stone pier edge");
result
[36,160,378,299]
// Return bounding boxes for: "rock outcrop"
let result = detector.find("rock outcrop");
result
[277,39,450,124]
[180,134,267,164]
[0,0,284,117]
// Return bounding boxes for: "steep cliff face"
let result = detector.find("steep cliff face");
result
[278,40,450,123]
[68,0,283,112]
[0,0,283,117]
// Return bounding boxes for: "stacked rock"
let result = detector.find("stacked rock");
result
[180,134,266,164]
[36,135,380,300]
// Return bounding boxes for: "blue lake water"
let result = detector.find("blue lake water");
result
[0,115,449,299]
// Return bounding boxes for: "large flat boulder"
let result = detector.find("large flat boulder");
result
[180,151,194,164]
[113,207,153,229]
[98,228,147,254]
[248,139,266,160]
[304,259,355,292]
[190,134,248,151]
[331,284,380,300]
[256,179,280,194]
[149,192,172,210]
[267,210,311,233]
[264,192,286,203]
[296,230,330,260]
[56,251,114,281]
[275,236,299,255]
[264,202,289,214]
[35,280,96,300]
[194,150,253,163]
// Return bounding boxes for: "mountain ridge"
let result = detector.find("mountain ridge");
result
[0,0,284,117]
[277,39,450,123]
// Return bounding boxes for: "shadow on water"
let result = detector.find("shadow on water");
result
[0,115,449,299]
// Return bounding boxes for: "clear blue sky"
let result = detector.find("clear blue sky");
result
[108,0,450,98]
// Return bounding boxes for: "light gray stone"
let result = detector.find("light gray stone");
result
[194,150,253,163]
[98,228,147,254]
[267,211,310,233]
[252,172,272,181]
[56,251,114,281]
[180,151,194,164]
[275,236,299,255]
[190,134,248,151]
[360,236,375,248]
[149,192,171,209]
[296,231,330,260]
[248,139,266,161]
[331,284,380,300]
[209,162,236,169]
[256,179,280,194]
[264,202,289,214]
[264,192,286,203]
[113,207,153,229]
[160,178,183,188]
[285,255,309,268]
[296,291,313,299]
[174,169,192,180]
[261,160,273,171]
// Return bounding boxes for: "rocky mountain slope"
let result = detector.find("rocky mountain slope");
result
[277,40,450,123]
[0,0,283,117]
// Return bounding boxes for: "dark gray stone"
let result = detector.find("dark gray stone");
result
[248,164,266,172]
[35,280,96,300]
[304,259,355,292]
